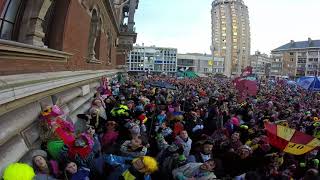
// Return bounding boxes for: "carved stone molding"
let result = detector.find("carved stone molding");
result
[0,70,122,115]
[0,39,72,62]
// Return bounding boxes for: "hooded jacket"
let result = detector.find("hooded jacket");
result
[172,163,216,180]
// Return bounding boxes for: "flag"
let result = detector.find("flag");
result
[233,66,258,101]
[241,66,253,77]
[265,123,320,155]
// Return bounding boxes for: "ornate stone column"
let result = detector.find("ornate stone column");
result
[127,0,137,31]
[19,0,54,47]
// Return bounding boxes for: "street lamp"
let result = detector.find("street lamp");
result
[181,67,189,112]
[211,46,215,75]
[237,49,241,75]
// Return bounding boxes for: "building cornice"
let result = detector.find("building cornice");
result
[0,70,121,111]
[0,39,72,62]
[103,0,120,34]
[272,47,320,53]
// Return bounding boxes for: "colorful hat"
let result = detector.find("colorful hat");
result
[313,122,320,127]
[156,114,166,124]
[20,149,48,166]
[175,115,184,121]
[30,149,47,159]
[111,105,129,117]
[238,145,253,154]
[74,133,94,148]
[41,105,64,117]
[137,114,148,124]
[47,140,64,160]
[240,125,249,130]
[231,117,240,126]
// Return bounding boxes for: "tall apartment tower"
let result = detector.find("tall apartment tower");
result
[211,0,251,77]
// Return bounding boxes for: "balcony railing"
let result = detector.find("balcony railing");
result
[120,24,136,33]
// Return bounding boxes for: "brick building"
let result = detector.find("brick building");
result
[0,0,139,175]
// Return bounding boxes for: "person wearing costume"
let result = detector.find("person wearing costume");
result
[104,154,158,180]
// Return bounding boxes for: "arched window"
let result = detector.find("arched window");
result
[43,0,70,50]
[93,17,102,60]
[0,0,25,40]
[14,0,70,49]
[43,1,56,47]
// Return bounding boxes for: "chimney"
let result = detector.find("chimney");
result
[290,40,295,47]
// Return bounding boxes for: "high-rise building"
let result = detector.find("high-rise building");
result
[211,0,251,77]
[127,45,177,74]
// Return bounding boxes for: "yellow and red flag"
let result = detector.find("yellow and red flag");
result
[265,123,320,155]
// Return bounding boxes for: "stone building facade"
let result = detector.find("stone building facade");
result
[0,0,139,175]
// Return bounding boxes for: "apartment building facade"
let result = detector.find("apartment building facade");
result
[127,45,177,73]
[250,51,272,78]
[271,38,320,77]
[177,53,224,75]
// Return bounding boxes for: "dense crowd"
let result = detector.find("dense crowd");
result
[3,75,320,180]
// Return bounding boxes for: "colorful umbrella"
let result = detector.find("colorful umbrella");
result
[265,123,320,155]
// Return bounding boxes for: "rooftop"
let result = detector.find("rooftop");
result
[133,45,177,50]
[212,0,247,7]
[272,38,320,52]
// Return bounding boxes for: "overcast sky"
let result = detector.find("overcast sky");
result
[134,0,320,55]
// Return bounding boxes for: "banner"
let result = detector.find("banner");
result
[265,123,320,155]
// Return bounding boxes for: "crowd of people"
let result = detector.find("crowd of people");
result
[3,75,320,180]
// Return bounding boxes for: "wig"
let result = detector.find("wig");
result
[132,156,158,174]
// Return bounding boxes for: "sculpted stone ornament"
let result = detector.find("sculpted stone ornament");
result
[107,31,113,65]
[87,9,101,63]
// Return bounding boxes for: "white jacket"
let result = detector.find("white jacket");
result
[172,163,217,180]
[175,136,192,157]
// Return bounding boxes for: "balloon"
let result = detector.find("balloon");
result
[3,163,35,180]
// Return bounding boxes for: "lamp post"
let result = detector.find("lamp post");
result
[182,67,189,112]
[237,49,241,76]
[256,53,258,78]
[211,46,215,76]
